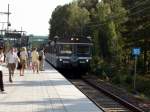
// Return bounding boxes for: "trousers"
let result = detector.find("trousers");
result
[8,63,16,82]
[0,71,4,91]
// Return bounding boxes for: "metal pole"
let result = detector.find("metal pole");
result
[133,56,137,91]
[7,4,10,31]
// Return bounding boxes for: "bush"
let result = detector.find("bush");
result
[112,74,122,84]
[111,67,133,86]
[90,56,103,75]
[90,56,150,98]
[136,76,150,97]
[125,75,133,84]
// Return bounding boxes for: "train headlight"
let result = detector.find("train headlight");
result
[86,59,89,62]
[59,58,63,61]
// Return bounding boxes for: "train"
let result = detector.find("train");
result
[45,36,92,72]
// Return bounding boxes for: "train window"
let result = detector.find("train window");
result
[59,44,72,54]
[77,45,90,54]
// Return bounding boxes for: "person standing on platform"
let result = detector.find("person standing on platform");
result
[19,47,28,76]
[17,48,21,70]
[0,47,5,92]
[39,48,45,71]
[27,49,32,69]
[5,48,19,83]
[31,47,39,74]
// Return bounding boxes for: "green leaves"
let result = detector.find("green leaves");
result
[49,5,69,39]
[93,0,126,62]
[67,2,90,34]
[49,2,90,39]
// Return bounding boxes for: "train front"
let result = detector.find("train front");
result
[56,37,92,71]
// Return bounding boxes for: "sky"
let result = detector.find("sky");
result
[0,0,73,36]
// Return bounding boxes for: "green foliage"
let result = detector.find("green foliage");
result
[94,1,126,62]
[111,67,133,85]
[92,30,100,56]
[49,2,90,39]
[90,56,112,80]
[49,5,69,39]
[136,76,150,97]
[123,0,150,73]
[90,56,102,75]
[125,75,133,84]
[112,74,122,84]
[67,2,90,35]
[78,0,98,11]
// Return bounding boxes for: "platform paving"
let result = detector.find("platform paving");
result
[0,62,102,112]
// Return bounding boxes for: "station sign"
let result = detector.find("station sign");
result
[132,48,141,56]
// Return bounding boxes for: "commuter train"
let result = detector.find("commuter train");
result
[45,36,92,71]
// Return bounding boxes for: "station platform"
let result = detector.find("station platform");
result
[0,62,102,112]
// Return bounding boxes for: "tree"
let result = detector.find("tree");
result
[49,2,90,39]
[93,0,126,62]
[78,0,98,11]
[67,2,90,36]
[123,0,150,73]
[49,5,69,39]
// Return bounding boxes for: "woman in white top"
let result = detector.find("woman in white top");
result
[0,47,4,92]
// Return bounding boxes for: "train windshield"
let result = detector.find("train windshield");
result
[59,44,72,55]
[77,45,90,54]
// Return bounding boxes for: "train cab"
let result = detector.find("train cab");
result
[46,36,92,71]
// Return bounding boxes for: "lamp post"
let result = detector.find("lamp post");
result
[7,4,11,31]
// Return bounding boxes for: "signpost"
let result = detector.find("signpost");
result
[132,48,141,56]
[132,48,141,92]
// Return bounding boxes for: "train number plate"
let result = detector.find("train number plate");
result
[80,61,85,63]
[63,61,69,63]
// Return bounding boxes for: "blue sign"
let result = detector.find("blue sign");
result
[132,48,141,56]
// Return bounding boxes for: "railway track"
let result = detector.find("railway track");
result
[45,57,150,112]
[82,75,148,112]
[46,60,147,112]
[61,69,145,112]
[69,78,131,112]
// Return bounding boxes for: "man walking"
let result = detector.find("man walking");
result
[6,48,19,82]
